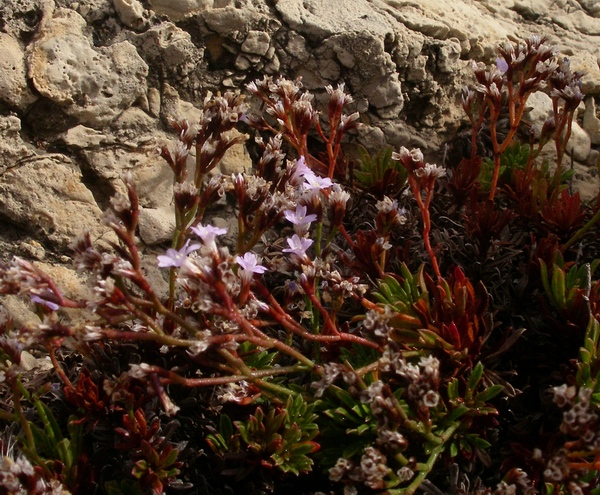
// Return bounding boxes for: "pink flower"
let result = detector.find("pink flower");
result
[283,205,317,226]
[190,224,228,251]
[157,240,201,268]
[282,234,313,259]
[302,171,333,191]
[236,252,268,282]
[30,294,59,311]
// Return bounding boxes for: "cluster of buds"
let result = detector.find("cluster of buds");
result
[329,447,391,490]
[393,146,445,279]
[247,76,359,178]
[381,351,441,413]
[462,35,583,200]
[541,384,600,488]
[0,454,69,495]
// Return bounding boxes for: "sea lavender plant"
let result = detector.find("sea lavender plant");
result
[1,35,600,495]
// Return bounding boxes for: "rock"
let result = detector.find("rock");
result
[0,0,54,39]
[129,150,175,209]
[565,120,592,163]
[138,206,176,245]
[0,155,109,247]
[569,52,600,96]
[148,88,161,118]
[0,34,38,110]
[110,107,158,144]
[526,91,554,139]
[128,22,202,81]
[241,31,271,56]
[217,130,252,175]
[28,8,148,128]
[586,148,599,167]
[578,0,600,18]
[583,97,600,145]
[0,116,34,175]
[148,0,215,21]
[60,125,112,149]
[2,0,600,268]
[113,0,147,29]
[160,83,204,124]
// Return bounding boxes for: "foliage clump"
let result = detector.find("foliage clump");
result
[1,35,600,494]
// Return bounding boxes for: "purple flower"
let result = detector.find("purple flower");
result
[236,252,268,282]
[289,156,312,185]
[283,205,317,226]
[190,224,228,251]
[157,240,201,268]
[282,234,313,259]
[496,57,509,74]
[302,171,333,191]
[30,294,59,311]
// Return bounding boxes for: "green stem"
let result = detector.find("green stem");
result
[562,207,600,252]
[11,377,54,478]
[388,421,461,495]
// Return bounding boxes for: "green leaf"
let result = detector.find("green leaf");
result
[447,405,469,421]
[447,378,459,401]
[449,441,458,458]
[475,384,504,403]
[467,362,484,393]
[465,435,491,449]
[219,413,234,441]
[551,264,566,309]
[56,438,73,469]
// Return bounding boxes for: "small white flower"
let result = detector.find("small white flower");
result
[128,363,150,379]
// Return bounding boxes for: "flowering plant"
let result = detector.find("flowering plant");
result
[1,35,600,495]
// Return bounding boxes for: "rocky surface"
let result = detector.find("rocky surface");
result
[2,0,600,315]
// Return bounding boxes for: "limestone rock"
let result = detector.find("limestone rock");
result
[241,31,271,56]
[148,0,215,21]
[0,155,108,247]
[0,116,35,176]
[138,206,176,245]
[526,91,554,139]
[28,8,148,128]
[217,130,252,175]
[583,97,600,145]
[113,0,147,29]
[0,34,38,110]
[60,125,112,149]
[0,0,54,39]
[3,0,600,263]
[569,52,600,96]
[128,22,202,81]
[566,120,592,163]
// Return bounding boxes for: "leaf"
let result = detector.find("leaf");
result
[219,413,234,441]
[467,362,484,394]
[447,378,460,401]
[475,384,504,403]
[447,405,469,421]
[551,264,566,309]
